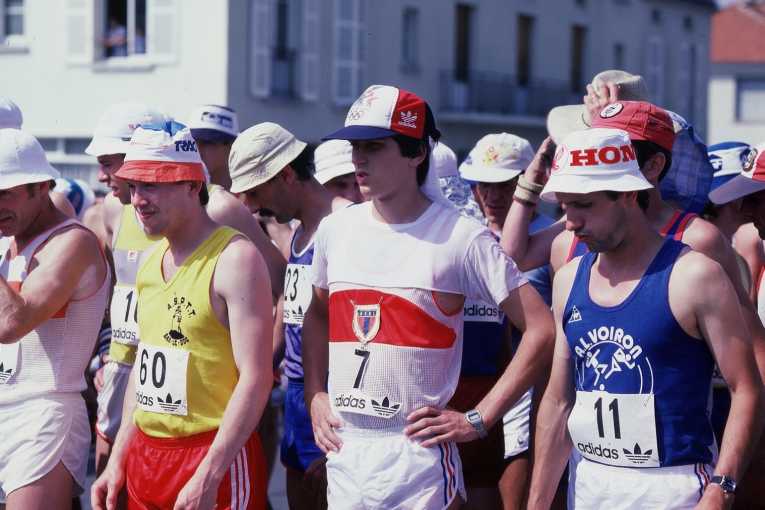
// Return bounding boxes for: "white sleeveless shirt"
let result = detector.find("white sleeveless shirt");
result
[311,201,526,432]
[0,220,110,403]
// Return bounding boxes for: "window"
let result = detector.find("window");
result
[454,4,473,83]
[401,7,419,73]
[570,25,587,93]
[645,36,664,105]
[271,0,296,97]
[651,9,661,25]
[683,16,693,31]
[678,43,696,122]
[517,14,534,87]
[1,0,24,43]
[333,0,365,104]
[613,43,624,68]
[103,0,146,58]
[737,79,765,122]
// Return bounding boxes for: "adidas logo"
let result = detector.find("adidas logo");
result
[623,443,653,465]
[569,306,582,323]
[398,111,418,129]
[157,392,183,413]
[371,396,401,418]
[0,362,13,384]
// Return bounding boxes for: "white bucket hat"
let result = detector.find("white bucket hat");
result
[541,128,653,202]
[546,70,649,144]
[709,143,765,205]
[85,102,167,157]
[0,129,61,190]
[430,142,458,178]
[228,122,307,193]
[459,133,534,183]
[0,98,23,129]
[314,140,354,185]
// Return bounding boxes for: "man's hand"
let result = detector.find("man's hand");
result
[90,460,126,510]
[583,81,619,125]
[695,484,733,510]
[309,392,343,453]
[404,407,480,448]
[524,137,557,186]
[173,471,220,510]
[93,355,110,392]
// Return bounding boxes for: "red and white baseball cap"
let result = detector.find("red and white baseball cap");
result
[323,85,440,141]
[590,101,675,152]
[541,128,653,202]
[115,122,205,183]
[709,143,765,204]
[85,102,167,157]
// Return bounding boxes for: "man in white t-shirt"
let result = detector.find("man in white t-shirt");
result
[302,85,555,509]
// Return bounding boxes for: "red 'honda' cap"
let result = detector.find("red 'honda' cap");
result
[590,101,675,153]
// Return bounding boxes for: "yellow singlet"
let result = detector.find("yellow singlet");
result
[133,226,241,438]
[109,205,159,365]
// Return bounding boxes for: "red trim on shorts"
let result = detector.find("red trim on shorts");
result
[329,289,456,349]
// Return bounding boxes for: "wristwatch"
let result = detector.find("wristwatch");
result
[464,409,488,439]
[710,475,737,495]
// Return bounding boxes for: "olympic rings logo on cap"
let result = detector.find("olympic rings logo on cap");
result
[600,103,624,119]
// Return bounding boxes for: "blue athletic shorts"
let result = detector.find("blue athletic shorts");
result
[280,380,324,472]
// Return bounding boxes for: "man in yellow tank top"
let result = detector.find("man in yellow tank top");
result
[91,123,273,509]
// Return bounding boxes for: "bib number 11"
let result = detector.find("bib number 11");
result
[594,396,621,439]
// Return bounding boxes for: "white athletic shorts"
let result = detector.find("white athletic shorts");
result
[326,429,466,509]
[0,393,90,502]
[96,360,132,442]
[503,389,532,458]
[568,451,713,509]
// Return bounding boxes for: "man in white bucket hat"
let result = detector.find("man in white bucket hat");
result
[0,128,109,508]
[313,139,363,203]
[302,85,554,509]
[528,128,763,510]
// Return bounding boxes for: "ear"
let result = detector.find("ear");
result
[642,153,665,184]
[189,180,204,196]
[280,165,297,184]
[408,143,427,169]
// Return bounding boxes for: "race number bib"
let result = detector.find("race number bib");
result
[135,343,189,416]
[0,342,20,384]
[111,284,140,346]
[568,391,659,468]
[283,263,312,326]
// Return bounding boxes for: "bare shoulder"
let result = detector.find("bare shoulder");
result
[330,196,352,212]
[734,223,765,261]
[36,224,103,268]
[552,255,582,307]
[216,235,267,283]
[102,193,123,227]
[82,203,109,247]
[682,215,730,259]
[671,248,729,296]
[207,186,241,215]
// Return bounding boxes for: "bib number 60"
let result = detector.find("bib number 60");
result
[139,348,167,389]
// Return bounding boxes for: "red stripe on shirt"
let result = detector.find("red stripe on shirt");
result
[329,289,456,349]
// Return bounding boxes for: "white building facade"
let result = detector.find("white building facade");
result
[1,0,714,187]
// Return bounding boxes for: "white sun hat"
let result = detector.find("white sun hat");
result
[85,102,167,157]
[541,128,652,202]
[0,129,61,190]
[0,98,23,129]
[314,139,354,185]
[459,133,534,183]
[709,142,765,205]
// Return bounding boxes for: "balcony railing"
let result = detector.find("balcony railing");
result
[271,48,297,98]
[440,71,580,118]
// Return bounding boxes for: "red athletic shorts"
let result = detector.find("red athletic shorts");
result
[126,427,267,509]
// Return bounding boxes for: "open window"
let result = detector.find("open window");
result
[103,0,146,58]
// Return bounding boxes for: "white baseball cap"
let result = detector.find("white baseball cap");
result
[0,129,61,190]
[0,98,22,129]
[430,142,458,178]
[115,122,206,183]
[228,122,307,193]
[187,104,239,142]
[709,143,765,205]
[459,133,534,183]
[541,128,652,202]
[314,140,354,185]
[707,141,751,194]
[85,102,167,157]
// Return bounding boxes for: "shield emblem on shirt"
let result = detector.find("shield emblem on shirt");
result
[352,304,381,344]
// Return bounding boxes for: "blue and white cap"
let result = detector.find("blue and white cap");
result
[707,142,751,193]
[188,104,239,143]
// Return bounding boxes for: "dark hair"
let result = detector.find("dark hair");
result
[287,145,314,181]
[199,182,209,205]
[632,140,673,182]
[603,190,650,211]
[391,103,441,186]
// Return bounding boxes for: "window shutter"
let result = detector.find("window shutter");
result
[333,0,364,105]
[147,0,177,63]
[66,0,95,64]
[250,0,273,98]
[645,37,664,105]
[300,0,319,101]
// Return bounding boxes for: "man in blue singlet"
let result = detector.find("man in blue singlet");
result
[527,127,763,509]
[228,122,351,509]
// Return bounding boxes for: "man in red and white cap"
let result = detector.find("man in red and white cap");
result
[527,127,763,510]
[302,85,555,509]
[91,123,272,509]
[0,129,110,508]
